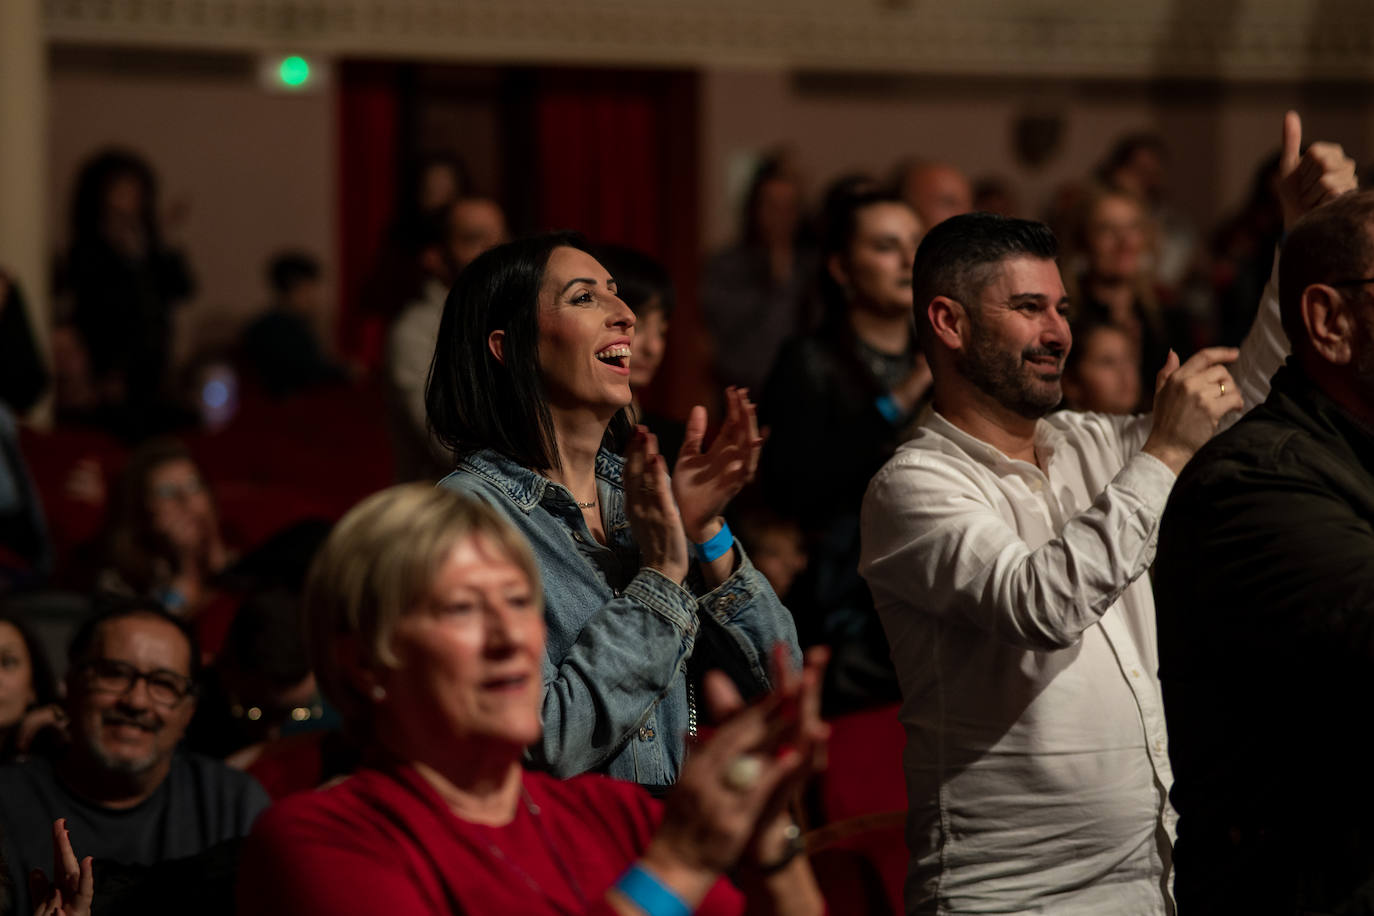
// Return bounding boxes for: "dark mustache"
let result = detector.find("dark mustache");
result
[1023,346,1065,360]
[102,711,160,731]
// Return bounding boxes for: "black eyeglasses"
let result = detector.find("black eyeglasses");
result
[79,659,195,705]
[1328,276,1374,288]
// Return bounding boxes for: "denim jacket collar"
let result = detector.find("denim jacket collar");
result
[453,448,627,514]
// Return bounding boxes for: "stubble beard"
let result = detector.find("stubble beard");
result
[960,321,1065,420]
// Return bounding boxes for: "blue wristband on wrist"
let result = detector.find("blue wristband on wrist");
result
[691,520,734,563]
[875,393,905,426]
[615,864,691,916]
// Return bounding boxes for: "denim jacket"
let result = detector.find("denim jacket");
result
[439,448,800,787]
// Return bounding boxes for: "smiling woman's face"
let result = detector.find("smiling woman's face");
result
[531,247,637,416]
[0,622,34,730]
[377,535,546,755]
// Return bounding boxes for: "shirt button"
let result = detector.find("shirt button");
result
[1154,740,1164,752]
[638,726,655,742]
[1131,669,1141,678]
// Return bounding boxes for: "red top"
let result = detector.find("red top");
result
[237,764,743,915]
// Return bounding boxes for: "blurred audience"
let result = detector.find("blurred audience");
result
[972,175,1021,218]
[386,195,508,481]
[761,188,928,713]
[590,244,684,462]
[240,252,348,399]
[0,600,269,916]
[1098,131,1199,295]
[891,159,973,230]
[59,148,196,440]
[96,439,235,617]
[0,405,53,588]
[702,154,819,392]
[1059,318,1142,414]
[1067,185,1195,408]
[238,483,826,916]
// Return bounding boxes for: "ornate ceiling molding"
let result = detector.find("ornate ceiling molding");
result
[44,0,1374,82]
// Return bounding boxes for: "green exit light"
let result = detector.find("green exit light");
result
[279,56,310,88]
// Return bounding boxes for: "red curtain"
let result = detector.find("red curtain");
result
[335,62,401,368]
[533,71,708,420]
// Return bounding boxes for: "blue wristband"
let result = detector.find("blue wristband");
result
[874,393,905,426]
[691,520,733,563]
[615,864,691,916]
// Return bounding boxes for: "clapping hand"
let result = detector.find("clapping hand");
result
[672,387,765,544]
[29,819,93,916]
[625,426,690,584]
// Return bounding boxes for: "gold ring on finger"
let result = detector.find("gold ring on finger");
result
[1219,381,1226,396]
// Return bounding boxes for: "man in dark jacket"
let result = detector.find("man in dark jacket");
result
[1155,188,1374,915]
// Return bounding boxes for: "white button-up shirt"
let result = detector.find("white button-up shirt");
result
[859,272,1286,915]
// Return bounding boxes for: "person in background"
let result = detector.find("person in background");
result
[0,611,59,762]
[1208,151,1285,346]
[1098,132,1199,296]
[0,405,53,589]
[240,252,348,399]
[1155,189,1374,915]
[97,439,235,617]
[590,244,684,463]
[0,600,269,916]
[237,483,827,916]
[427,232,799,788]
[386,196,509,481]
[891,159,973,231]
[972,176,1021,219]
[760,188,928,714]
[1068,185,1195,409]
[730,502,808,604]
[702,155,818,393]
[60,148,195,434]
[1060,318,1143,415]
[185,586,325,760]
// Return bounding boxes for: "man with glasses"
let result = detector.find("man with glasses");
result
[1154,189,1374,914]
[858,113,1355,914]
[0,600,269,914]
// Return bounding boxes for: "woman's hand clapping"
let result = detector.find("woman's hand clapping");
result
[624,426,690,584]
[672,388,764,544]
[30,819,93,916]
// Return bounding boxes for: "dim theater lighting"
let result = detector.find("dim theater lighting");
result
[279,56,310,88]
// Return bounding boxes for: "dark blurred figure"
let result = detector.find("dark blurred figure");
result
[96,439,235,618]
[240,252,348,398]
[60,148,196,433]
[972,175,1021,218]
[0,405,52,588]
[701,154,819,392]
[385,196,508,481]
[186,586,325,760]
[590,244,684,463]
[1098,132,1199,296]
[1068,186,1195,409]
[891,158,973,231]
[731,500,808,604]
[360,152,473,333]
[1208,152,1284,346]
[1060,317,1142,415]
[0,271,50,417]
[760,188,929,714]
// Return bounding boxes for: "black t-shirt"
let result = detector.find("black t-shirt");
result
[0,753,269,915]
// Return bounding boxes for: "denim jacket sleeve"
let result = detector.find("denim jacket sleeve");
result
[532,566,702,777]
[688,542,802,698]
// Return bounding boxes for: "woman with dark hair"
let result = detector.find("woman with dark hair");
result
[0,611,59,761]
[62,148,195,421]
[426,232,799,789]
[759,187,929,714]
[701,154,819,392]
[97,439,234,616]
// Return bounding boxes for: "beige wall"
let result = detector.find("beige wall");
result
[48,49,336,366]
[699,69,1374,250]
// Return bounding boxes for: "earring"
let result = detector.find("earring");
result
[370,685,387,701]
